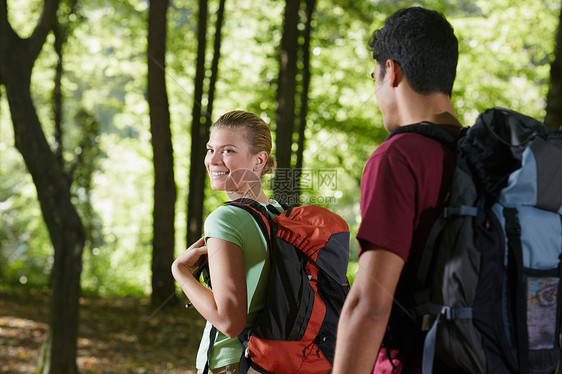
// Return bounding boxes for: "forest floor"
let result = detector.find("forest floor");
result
[0,287,206,373]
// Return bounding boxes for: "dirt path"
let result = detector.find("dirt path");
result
[0,289,206,373]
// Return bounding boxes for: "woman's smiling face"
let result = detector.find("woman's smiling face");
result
[205,127,259,191]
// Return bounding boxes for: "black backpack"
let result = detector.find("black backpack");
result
[385,108,562,374]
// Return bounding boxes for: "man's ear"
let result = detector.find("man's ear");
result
[386,60,403,88]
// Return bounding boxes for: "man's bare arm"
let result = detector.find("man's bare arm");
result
[332,245,405,374]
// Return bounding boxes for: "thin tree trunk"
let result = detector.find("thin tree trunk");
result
[186,0,208,247]
[273,0,300,203]
[294,0,315,200]
[148,0,177,307]
[53,20,64,167]
[0,1,85,373]
[52,0,78,170]
[185,0,225,247]
[68,109,102,252]
[204,0,226,126]
[545,3,562,131]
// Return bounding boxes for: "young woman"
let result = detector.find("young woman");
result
[171,110,282,374]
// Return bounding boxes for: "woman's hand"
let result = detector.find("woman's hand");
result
[172,237,208,277]
[171,236,248,338]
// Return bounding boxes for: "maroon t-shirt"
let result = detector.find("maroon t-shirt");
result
[356,124,461,373]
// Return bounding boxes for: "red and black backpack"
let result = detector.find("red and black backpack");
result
[203,197,350,374]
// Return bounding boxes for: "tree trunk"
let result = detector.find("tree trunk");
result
[204,0,226,127]
[53,20,64,167]
[186,0,208,247]
[545,3,562,131]
[0,1,85,373]
[68,109,102,252]
[294,0,315,200]
[148,0,178,307]
[273,0,300,203]
[52,0,78,170]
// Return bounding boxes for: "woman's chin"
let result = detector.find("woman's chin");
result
[209,182,226,191]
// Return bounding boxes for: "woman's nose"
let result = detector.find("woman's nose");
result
[208,151,222,165]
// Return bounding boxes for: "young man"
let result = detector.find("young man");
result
[333,7,461,374]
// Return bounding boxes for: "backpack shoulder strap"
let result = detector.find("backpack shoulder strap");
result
[202,326,218,374]
[224,198,274,252]
[386,121,460,150]
[224,198,286,374]
[265,201,289,215]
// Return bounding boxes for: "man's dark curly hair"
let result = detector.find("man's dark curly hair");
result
[368,7,458,97]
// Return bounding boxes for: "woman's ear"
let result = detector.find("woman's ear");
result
[253,151,268,173]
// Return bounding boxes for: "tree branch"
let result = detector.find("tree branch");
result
[0,0,19,84]
[0,0,17,40]
[29,0,61,63]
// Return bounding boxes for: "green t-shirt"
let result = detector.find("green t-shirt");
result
[196,200,282,370]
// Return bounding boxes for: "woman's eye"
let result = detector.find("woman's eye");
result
[223,149,233,154]
[206,148,213,153]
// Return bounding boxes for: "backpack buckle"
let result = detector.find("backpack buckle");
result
[440,306,453,320]
[421,314,434,331]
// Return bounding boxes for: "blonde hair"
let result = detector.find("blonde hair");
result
[211,110,277,176]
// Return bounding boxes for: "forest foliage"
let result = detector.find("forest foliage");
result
[1,0,560,296]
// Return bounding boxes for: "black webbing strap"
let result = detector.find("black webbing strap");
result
[202,326,218,374]
[225,198,274,256]
[417,214,448,287]
[223,198,285,372]
[201,200,271,374]
[503,207,529,374]
[267,201,289,214]
[388,121,463,287]
[238,333,251,374]
[386,121,459,150]
[558,216,562,355]
[416,205,477,286]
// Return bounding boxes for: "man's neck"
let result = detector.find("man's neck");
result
[396,90,460,127]
[421,111,461,126]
